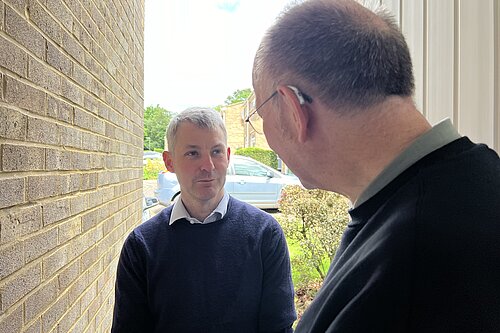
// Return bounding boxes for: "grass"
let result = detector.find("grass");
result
[287,240,331,323]
[287,240,331,287]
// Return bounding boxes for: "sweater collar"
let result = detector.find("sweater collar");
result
[354,118,461,208]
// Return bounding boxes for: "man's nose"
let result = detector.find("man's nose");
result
[200,155,215,171]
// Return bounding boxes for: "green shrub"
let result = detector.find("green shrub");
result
[143,159,166,180]
[278,185,350,284]
[234,147,278,169]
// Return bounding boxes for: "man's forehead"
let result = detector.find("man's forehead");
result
[180,142,225,149]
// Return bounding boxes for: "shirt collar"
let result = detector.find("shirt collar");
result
[169,192,230,225]
[354,118,461,208]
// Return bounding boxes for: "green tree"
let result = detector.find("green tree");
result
[224,88,252,105]
[214,88,252,111]
[144,105,174,151]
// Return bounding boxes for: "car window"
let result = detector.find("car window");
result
[234,159,270,177]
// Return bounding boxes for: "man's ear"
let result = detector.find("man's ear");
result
[227,146,231,162]
[163,151,175,172]
[277,85,310,143]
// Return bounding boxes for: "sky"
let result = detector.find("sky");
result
[144,0,292,113]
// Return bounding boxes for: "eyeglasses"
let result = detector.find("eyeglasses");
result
[244,85,312,134]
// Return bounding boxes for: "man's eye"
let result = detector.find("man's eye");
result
[186,151,198,157]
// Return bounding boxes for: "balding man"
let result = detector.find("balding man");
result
[251,0,500,332]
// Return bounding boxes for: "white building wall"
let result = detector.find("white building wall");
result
[380,0,499,152]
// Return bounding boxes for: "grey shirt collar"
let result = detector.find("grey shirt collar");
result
[354,118,461,208]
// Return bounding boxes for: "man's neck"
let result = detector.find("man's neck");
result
[311,97,432,202]
[181,193,225,221]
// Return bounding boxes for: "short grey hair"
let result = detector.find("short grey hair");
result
[254,0,414,114]
[166,107,227,152]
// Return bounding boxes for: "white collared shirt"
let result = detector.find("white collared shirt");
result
[169,192,230,225]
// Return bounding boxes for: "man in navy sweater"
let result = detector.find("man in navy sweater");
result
[112,107,296,332]
[250,0,500,332]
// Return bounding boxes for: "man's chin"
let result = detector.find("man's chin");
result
[196,188,224,201]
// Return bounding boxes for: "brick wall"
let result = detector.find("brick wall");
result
[0,1,144,332]
[241,94,270,150]
[222,102,245,151]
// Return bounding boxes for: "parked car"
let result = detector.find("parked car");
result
[154,155,301,209]
[143,151,163,165]
[142,196,159,222]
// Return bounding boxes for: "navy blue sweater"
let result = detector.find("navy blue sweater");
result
[112,197,296,333]
[296,137,500,332]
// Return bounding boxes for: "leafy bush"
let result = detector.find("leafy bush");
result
[234,147,278,169]
[278,186,350,283]
[143,159,166,180]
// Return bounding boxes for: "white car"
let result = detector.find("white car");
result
[143,151,163,165]
[142,196,159,222]
[154,155,301,209]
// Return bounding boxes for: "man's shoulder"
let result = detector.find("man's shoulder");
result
[133,205,173,238]
[227,196,275,218]
[226,196,281,230]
